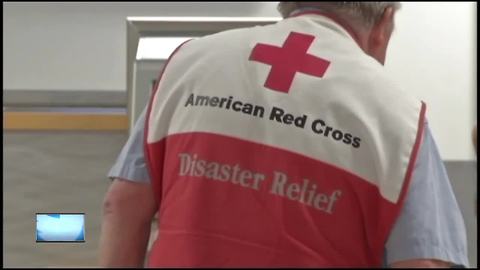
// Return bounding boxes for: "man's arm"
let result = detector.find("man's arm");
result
[107,107,150,184]
[99,178,157,267]
[100,106,156,267]
[384,123,469,268]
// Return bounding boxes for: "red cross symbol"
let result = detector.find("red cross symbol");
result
[249,32,330,93]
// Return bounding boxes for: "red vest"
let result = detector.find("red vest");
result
[145,13,426,267]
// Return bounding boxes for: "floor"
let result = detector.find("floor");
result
[3,131,477,267]
[3,131,126,267]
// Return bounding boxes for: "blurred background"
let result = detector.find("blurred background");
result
[3,2,477,268]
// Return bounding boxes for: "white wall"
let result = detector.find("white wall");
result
[384,2,477,160]
[3,2,280,91]
[3,2,476,160]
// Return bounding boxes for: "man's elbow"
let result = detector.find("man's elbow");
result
[102,193,120,216]
[102,178,157,223]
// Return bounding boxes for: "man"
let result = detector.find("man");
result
[99,2,469,267]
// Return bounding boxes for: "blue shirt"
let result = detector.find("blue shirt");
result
[108,106,469,267]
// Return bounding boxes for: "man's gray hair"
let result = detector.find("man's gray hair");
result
[277,2,401,29]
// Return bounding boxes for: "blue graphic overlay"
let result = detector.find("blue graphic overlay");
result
[36,213,85,242]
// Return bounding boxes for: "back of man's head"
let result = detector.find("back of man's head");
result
[277,2,401,32]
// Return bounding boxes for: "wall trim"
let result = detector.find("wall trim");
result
[4,112,128,131]
[3,89,127,107]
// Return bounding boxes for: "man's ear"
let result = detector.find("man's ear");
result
[372,7,395,44]
[366,6,395,64]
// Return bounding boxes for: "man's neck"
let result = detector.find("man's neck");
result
[287,8,368,51]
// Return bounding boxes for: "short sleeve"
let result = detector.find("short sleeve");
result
[383,122,469,267]
[107,106,151,183]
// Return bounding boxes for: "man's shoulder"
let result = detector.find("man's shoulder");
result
[351,56,422,109]
[165,23,277,76]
